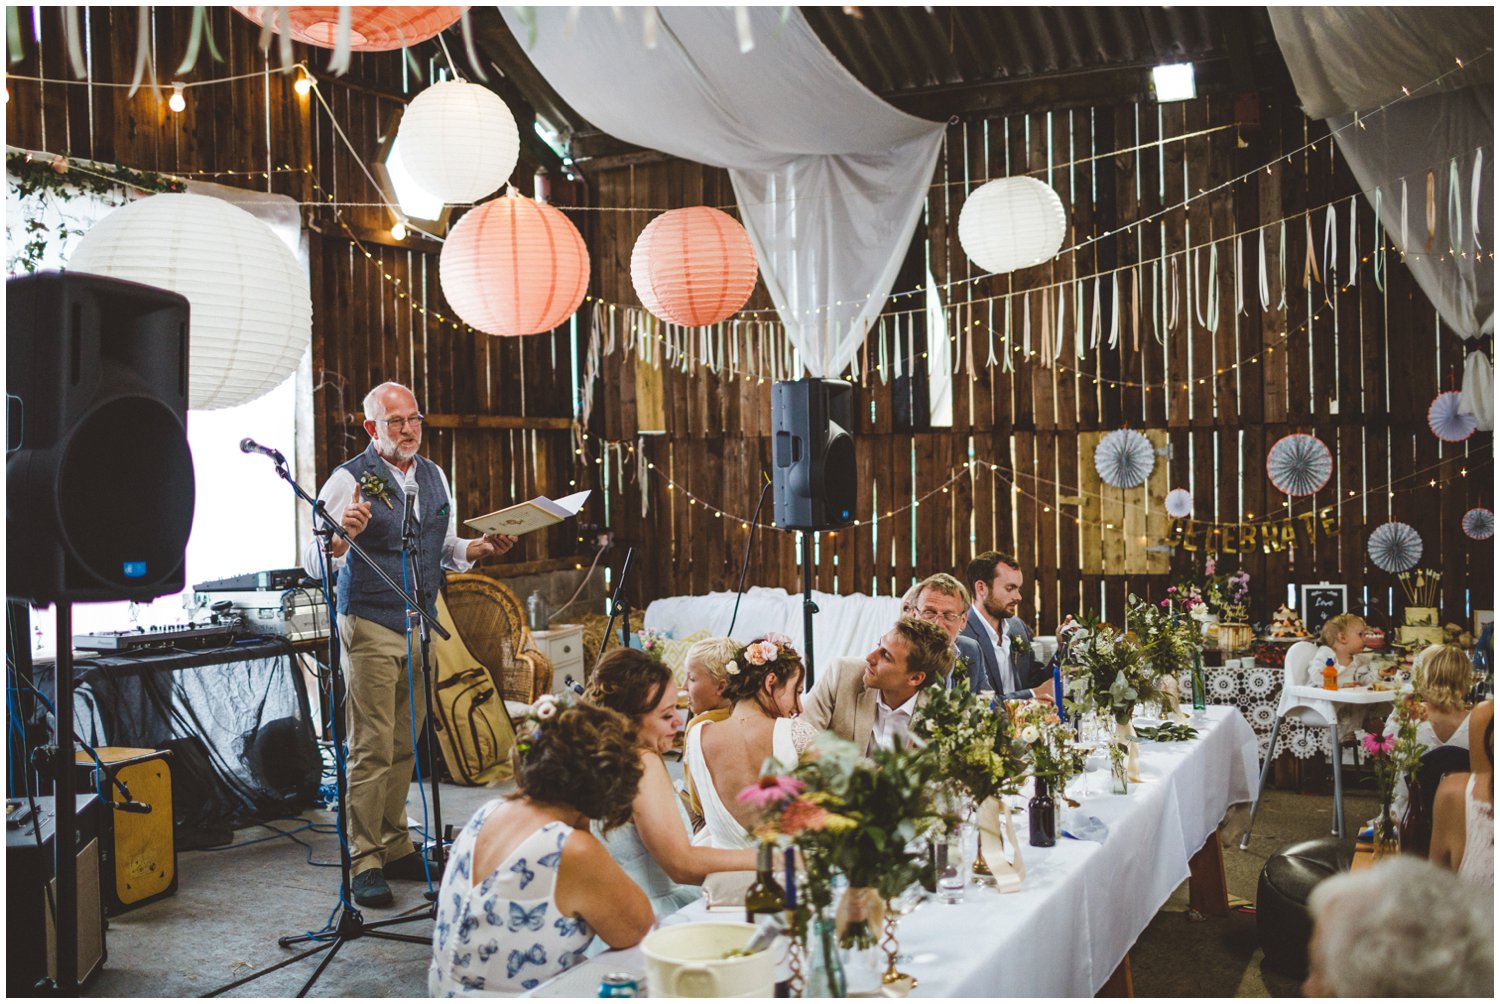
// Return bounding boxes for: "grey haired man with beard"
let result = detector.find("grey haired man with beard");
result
[302,381,516,906]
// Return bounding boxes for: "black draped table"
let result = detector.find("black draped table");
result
[37,636,322,846]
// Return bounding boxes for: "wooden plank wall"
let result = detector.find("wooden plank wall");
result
[584,80,1492,632]
[6,7,588,574]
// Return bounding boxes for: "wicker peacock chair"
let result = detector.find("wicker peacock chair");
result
[444,572,552,709]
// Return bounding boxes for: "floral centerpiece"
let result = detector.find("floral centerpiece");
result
[909,679,1028,806]
[1008,699,1086,790]
[1361,687,1426,857]
[635,627,670,654]
[1062,618,1163,787]
[1129,591,1205,716]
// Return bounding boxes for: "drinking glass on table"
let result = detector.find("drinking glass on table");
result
[937,822,977,904]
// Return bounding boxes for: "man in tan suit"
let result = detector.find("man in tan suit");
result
[801,617,953,754]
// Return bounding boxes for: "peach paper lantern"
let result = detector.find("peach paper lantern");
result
[630,206,759,327]
[439,194,590,337]
[233,6,467,51]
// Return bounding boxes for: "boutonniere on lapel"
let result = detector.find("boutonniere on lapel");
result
[436,501,451,519]
[358,470,396,509]
[956,654,974,678]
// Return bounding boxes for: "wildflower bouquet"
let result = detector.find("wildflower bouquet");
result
[1062,617,1163,726]
[909,678,1028,806]
[1127,592,1202,683]
[1009,700,1086,789]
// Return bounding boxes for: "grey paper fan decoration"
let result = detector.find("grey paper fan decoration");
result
[1094,429,1155,489]
[1164,488,1194,518]
[1463,507,1494,541]
[1266,433,1332,496]
[1428,391,1478,442]
[1367,521,1423,573]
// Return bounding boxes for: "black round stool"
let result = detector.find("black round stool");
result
[1256,837,1356,978]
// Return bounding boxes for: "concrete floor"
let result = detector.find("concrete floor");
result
[78,775,1379,998]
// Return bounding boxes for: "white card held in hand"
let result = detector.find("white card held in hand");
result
[464,490,591,537]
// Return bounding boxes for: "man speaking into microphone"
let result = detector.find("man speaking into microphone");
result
[301,381,516,907]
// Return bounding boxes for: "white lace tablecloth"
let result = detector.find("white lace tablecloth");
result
[1189,664,1334,761]
[531,706,1260,998]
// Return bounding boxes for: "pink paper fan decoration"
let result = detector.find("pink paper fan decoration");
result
[1463,508,1494,541]
[1428,391,1478,442]
[1164,489,1194,519]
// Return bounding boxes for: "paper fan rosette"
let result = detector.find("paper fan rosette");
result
[1164,488,1194,518]
[1428,391,1478,442]
[1094,429,1155,489]
[1367,522,1423,573]
[1266,433,1332,496]
[1463,508,1495,541]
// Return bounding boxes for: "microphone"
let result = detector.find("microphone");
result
[240,438,286,465]
[402,480,418,539]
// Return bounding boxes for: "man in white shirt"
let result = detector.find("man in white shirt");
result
[301,382,516,907]
[801,617,953,755]
[958,551,1053,703]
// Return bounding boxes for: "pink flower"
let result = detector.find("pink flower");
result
[1161,599,1171,608]
[738,775,805,810]
[1167,587,1178,594]
[1204,558,1216,576]
[1360,733,1397,756]
[778,798,830,836]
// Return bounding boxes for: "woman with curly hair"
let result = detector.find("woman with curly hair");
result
[428,699,653,996]
[683,635,819,849]
[584,648,757,916]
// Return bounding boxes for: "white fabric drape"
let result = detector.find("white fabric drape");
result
[1270,8,1494,429]
[502,7,945,377]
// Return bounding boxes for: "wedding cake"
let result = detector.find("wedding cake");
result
[1397,606,1444,647]
[1266,604,1310,639]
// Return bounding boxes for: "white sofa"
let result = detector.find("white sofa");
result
[643,586,903,678]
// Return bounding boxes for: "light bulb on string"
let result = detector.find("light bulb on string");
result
[294,70,312,97]
[391,221,408,241]
[168,82,187,113]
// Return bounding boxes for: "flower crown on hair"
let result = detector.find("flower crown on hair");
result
[514,691,577,758]
[724,633,798,677]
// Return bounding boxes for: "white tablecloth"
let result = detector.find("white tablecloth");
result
[532,706,1260,998]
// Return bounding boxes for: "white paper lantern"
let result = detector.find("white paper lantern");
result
[957,177,1067,275]
[67,193,311,411]
[1164,488,1194,518]
[396,80,519,205]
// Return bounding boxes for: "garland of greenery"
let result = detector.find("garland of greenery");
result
[6,152,183,273]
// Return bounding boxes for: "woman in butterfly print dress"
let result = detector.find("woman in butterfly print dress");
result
[429,702,653,996]
[584,650,758,916]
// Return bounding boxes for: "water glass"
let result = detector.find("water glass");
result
[937,823,977,903]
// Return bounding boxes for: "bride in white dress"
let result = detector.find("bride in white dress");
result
[684,636,820,849]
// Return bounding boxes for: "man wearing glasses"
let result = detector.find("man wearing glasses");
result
[908,573,988,691]
[959,551,1055,704]
[302,381,516,907]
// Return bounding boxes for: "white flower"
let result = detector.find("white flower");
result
[1020,725,1040,744]
[725,660,740,676]
[757,641,779,663]
[534,695,558,720]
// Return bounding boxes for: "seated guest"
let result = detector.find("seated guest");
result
[584,649,757,915]
[1388,644,1475,820]
[960,551,1054,702]
[429,700,653,996]
[1310,613,1371,687]
[684,637,816,849]
[684,636,739,727]
[1304,856,1492,997]
[801,617,953,755]
[909,573,987,689]
[1430,699,1493,891]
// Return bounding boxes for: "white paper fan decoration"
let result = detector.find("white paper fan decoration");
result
[1463,507,1494,540]
[1094,429,1155,489]
[1266,433,1332,496]
[1164,488,1194,518]
[1428,391,1478,442]
[1368,521,1423,572]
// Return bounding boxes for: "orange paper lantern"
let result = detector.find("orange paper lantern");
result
[233,6,466,51]
[631,206,759,327]
[439,195,590,337]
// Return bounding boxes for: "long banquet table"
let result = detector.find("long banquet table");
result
[534,705,1260,998]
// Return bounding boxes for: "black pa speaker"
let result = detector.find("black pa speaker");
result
[771,378,856,531]
[7,271,195,604]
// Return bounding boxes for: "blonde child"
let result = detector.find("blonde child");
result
[679,636,741,826]
[1311,613,1372,687]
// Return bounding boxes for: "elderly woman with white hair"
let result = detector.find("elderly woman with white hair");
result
[1303,856,1493,997]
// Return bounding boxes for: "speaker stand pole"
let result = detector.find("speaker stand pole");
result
[401,509,446,887]
[800,532,818,689]
[49,601,79,994]
[597,547,635,663]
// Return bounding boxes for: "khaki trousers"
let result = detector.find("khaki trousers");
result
[338,613,426,875]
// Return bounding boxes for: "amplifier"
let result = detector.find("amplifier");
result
[192,568,317,592]
[7,794,107,993]
[73,623,235,652]
[194,588,329,643]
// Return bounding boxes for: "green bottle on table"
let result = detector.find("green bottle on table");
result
[745,842,786,925]
[1191,648,1207,711]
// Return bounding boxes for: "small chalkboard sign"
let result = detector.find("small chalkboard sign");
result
[1301,582,1347,635]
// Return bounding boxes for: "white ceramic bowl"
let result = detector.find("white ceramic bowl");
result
[640,921,774,998]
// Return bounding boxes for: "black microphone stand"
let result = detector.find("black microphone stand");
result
[597,547,635,661]
[206,452,449,998]
[398,487,448,887]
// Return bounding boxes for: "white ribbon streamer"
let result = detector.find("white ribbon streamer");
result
[1258,226,1271,310]
[1108,273,1120,349]
[1472,149,1484,250]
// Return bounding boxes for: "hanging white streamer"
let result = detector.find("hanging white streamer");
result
[997,298,1010,372]
[327,5,354,75]
[1089,277,1101,351]
[1075,279,1086,358]
[1400,179,1409,255]
[1472,149,1484,250]
[1258,227,1270,310]
[62,5,86,78]
[1277,220,1287,309]
[638,436,650,517]
[1108,274,1120,349]
[1022,292,1032,358]
[1373,187,1386,292]
[1192,245,1204,328]
[1057,284,1068,361]
[1323,203,1337,280]
[1448,157,1464,250]
[1168,255,1179,329]
[1235,235,1245,315]
[1205,240,1219,333]
[1346,196,1357,285]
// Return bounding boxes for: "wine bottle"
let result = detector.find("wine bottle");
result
[1028,776,1057,847]
[745,842,786,925]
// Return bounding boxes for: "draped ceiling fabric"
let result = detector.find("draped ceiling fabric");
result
[502,7,945,378]
[1271,8,1494,430]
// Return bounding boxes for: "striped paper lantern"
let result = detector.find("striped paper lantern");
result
[396,80,519,204]
[439,194,589,337]
[630,207,759,327]
[67,193,311,410]
[233,6,466,51]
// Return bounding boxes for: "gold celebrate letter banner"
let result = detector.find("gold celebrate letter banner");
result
[1168,507,1340,555]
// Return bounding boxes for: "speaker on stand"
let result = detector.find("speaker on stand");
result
[7,271,195,992]
[771,378,856,686]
